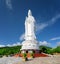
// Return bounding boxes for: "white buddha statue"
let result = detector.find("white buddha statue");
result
[25,10,36,40]
[21,10,39,51]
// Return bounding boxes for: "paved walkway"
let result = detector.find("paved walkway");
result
[0,55,60,64]
[18,55,60,64]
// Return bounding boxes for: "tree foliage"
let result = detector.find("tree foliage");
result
[39,46,60,54]
[39,46,52,53]
[0,46,21,56]
[52,46,60,53]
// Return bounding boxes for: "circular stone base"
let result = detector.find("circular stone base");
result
[21,40,39,51]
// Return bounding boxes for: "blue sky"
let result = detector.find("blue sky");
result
[0,0,60,47]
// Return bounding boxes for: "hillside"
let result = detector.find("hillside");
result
[0,45,60,57]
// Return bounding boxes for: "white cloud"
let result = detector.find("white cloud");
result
[36,23,48,31]
[0,45,5,47]
[16,42,21,46]
[7,42,21,47]
[5,0,12,10]
[57,42,60,46]
[12,43,17,46]
[0,42,21,47]
[7,44,12,47]
[36,14,60,32]
[20,33,25,41]
[39,41,50,46]
[50,37,60,41]
[51,14,60,24]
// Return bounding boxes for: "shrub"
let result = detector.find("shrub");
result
[23,53,28,61]
[30,51,34,58]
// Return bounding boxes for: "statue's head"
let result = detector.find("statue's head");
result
[28,9,32,17]
[25,9,35,23]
